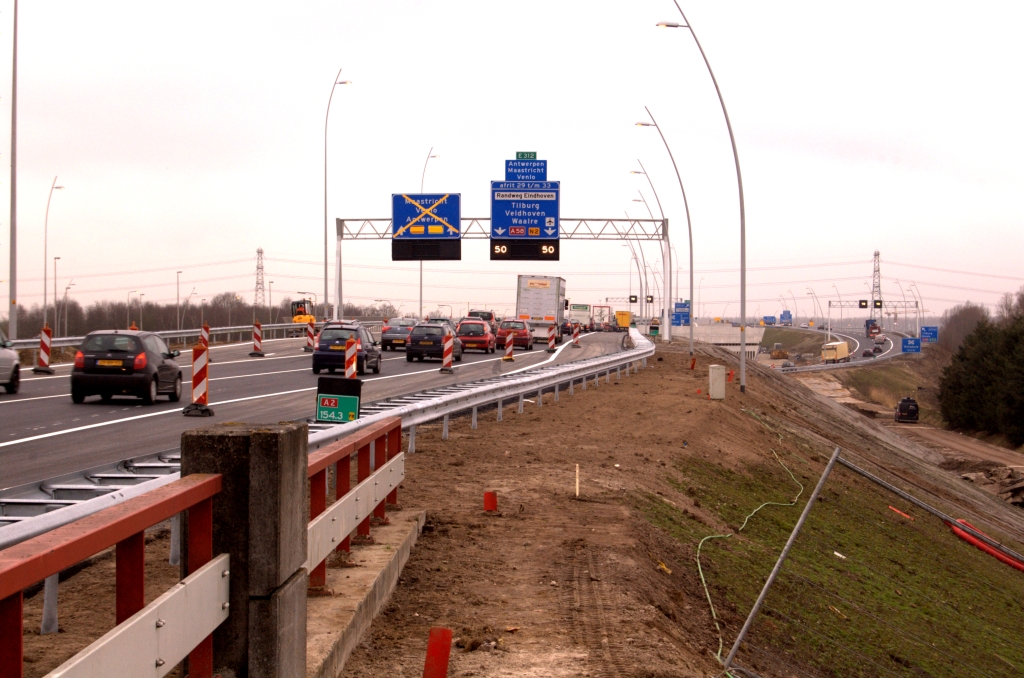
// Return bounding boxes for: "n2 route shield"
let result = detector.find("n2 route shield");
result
[490,181,559,239]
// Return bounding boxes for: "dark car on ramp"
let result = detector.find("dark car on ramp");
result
[405,324,463,362]
[313,322,381,375]
[71,330,182,404]
[895,397,919,423]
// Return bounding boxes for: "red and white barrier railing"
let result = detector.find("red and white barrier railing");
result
[572,324,581,348]
[502,333,514,362]
[345,337,357,378]
[546,324,557,353]
[304,321,316,352]
[0,474,226,678]
[305,417,403,586]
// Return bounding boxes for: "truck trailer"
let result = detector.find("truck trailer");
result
[516,275,566,343]
[614,310,633,331]
[821,340,850,364]
[568,303,592,331]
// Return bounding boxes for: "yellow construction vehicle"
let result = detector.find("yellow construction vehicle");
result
[291,300,316,324]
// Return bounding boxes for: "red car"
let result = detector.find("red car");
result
[496,320,534,350]
[456,320,495,353]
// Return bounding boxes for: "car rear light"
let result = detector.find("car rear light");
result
[382,326,391,333]
[356,339,362,352]
[74,351,85,368]
[133,352,147,370]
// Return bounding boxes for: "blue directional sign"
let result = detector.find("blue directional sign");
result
[902,337,922,353]
[505,159,547,181]
[674,301,690,312]
[920,326,939,343]
[671,312,690,327]
[391,194,461,239]
[490,181,559,239]
[763,316,777,325]
[780,310,793,325]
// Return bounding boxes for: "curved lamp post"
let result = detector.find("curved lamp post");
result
[419,148,440,319]
[658,5,747,390]
[623,210,652,318]
[42,178,64,328]
[126,290,137,330]
[324,69,351,320]
[832,283,843,333]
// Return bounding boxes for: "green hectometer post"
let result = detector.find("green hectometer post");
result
[516,151,537,160]
[316,394,360,422]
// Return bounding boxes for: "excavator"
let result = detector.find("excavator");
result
[291,299,316,324]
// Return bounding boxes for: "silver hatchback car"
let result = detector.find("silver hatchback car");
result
[0,328,20,394]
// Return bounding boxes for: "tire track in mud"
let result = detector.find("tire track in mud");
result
[565,539,632,677]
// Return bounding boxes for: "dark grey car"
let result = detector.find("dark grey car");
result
[71,330,182,404]
[380,317,418,350]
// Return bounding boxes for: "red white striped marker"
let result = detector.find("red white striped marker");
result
[183,342,214,416]
[440,332,454,374]
[345,336,357,378]
[546,324,556,353]
[571,323,581,348]
[304,320,315,352]
[200,323,210,350]
[33,324,54,374]
[502,331,514,362]
[249,321,265,357]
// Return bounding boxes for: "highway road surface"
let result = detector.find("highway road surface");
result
[0,332,624,489]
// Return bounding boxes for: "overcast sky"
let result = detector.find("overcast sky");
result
[1,0,1022,325]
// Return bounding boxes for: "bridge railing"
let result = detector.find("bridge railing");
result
[0,474,226,678]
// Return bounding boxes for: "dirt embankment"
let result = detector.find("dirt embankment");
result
[342,343,1024,677]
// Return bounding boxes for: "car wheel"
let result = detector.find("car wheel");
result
[373,358,381,374]
[313,365,321,374]
[357,361,365,376]
[71,389,85,404]
[4,365,19,394]
[141,377,158,405]
[168,375,182,402]
[455,350,462,362]
[101,393,113,403]
[406,353,413,362]
[328,367,336,373]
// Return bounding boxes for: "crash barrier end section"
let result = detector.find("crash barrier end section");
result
[0,473,223,678]
[181,421,309,677]
[422,627,454,678]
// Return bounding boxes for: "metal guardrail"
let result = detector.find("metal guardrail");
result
[9,320,385,351]
[0,329,654,550]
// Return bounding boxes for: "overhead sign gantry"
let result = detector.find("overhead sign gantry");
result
[490,152,560,261]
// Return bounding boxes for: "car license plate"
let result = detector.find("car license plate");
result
[420,341,434,345]
[329,345,344,351]
[97,359,122,367]
[393,339,405,344]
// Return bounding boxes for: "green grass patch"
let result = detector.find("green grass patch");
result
[835,360,943,425]
[639,455,1024,677]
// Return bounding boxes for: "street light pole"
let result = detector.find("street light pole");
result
[62,282,73,336]
[53,257,60,335]
[623,211,652,318]
[139,293,145,330]
[269,281,274,324]
[659,6,747,389]
[7,0,17,339]
[42,177,64,328]
[832,284,843,334]
[419,148,439,320]
[324,69,351,321]
[126,290,137,329]
[176,271,183,330]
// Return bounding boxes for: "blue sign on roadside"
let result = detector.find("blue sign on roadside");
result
[490,181,559,239]
[763,316,777,325]
[391,193,461,239]
[505,159,547,181]
[920,326,939,343]
[674,301,690,312]
[902,337,921,353]
[671,312,690,327]
[780,310,793,325]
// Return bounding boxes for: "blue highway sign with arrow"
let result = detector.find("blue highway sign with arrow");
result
[901,337,921,353]
[490,181,559,239]
[920,326,939,343]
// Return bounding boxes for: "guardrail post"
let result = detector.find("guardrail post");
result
[181,422,308,678]
[0,592,21,678]
[582,375,587,391]
[169,513,181,566]
[408,426,416,454]
[518,394,524,413]
[336,453,352,553]
[309,468,327,588]
[40,574,58,634]
[537,388,543,407]
[387,424,401,507]
[570,379,574,395]
[554,383,559,401]
[497,398,503,421]
[115,531,145,624]
[373,432,387,523]
[471,406,478,429]
[442,414,449,441]
[606,370,610,383]
[357,443,371,538]
[617,366,621,380]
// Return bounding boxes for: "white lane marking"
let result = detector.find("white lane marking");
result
[21,351,310,381]
[0,337,583,447]
[0,393,69,405]
[502,333,594,375]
